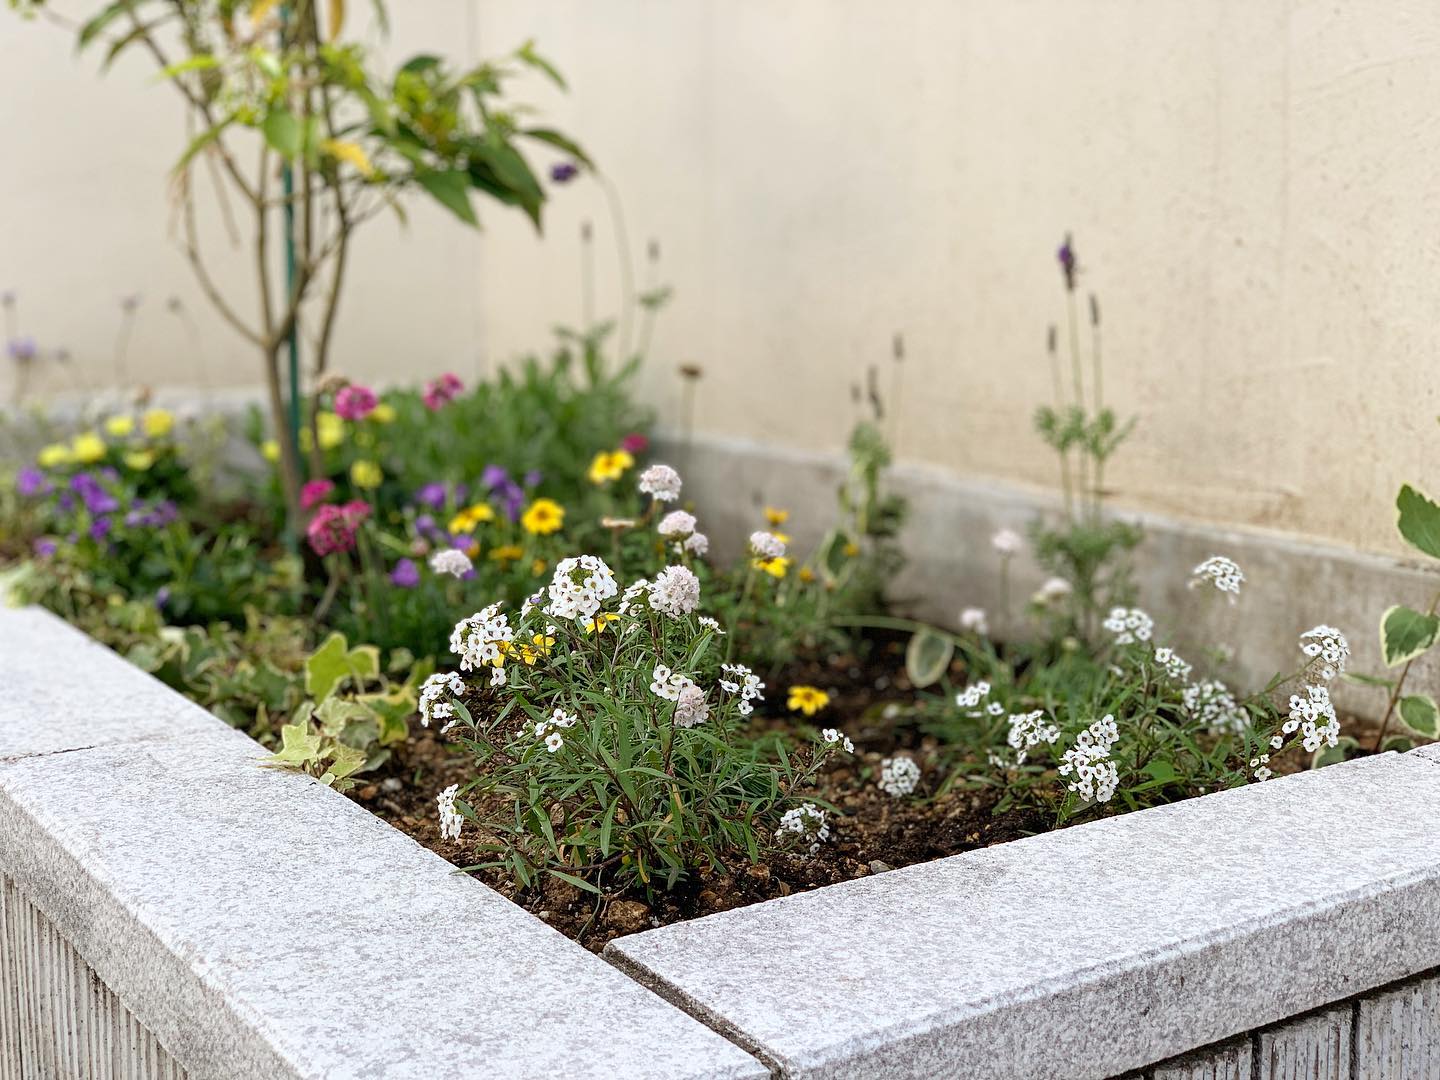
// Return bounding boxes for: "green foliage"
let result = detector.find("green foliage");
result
[1397,484,1440,560]
[1381,604,1440,668]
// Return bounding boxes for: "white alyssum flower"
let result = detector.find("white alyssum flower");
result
[821,728,855,753]
[648,564,701,617]
[749,531,786,560]
[958,607,989,636]
[418,672,466,729]
[1249,754,1273,782]
[684,531,710,556]
[543,555,619,623]
[618,578,650,614]
[720,662,765,715]
[1006,709,1060,764]
[657,510,697,538]
[991,528,1024,556]
[490,666,507,688]
[450,604,514,671]
[878,755,922,797]
[650,663,686,701]
[1057,714,1120,803]
[429,547,474,578]
[673,682,711,728]
[1182,679,1248,733]
[774,804,830,855]
[1153,646,1193,681]
[1284,683,1341,753]
[1191,555,1245,598]
[955,680,991,711]
[986,701,1005,716]
[1103,607,1154,645]
[638,463,682,502]
[1299,624,1350,681]
[1033,576,1073,606]
[545,731,565,753]
[436,784,463,841]
[698,615,726,634]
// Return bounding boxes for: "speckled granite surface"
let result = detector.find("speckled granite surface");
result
[0,607,765,1079]
[609,750,1440,1079]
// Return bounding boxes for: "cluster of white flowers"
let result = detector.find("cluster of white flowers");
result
[749,531,786,560]
[879,755,922,797]
[698,615,726,635]
[1191,555,1244,598]
[684,532,709,556]
[638,464,682,502]
[774,804,830,854]
[1153,646,1193,681]
[450,605,514,671]
[1033,576,1073,606]
[1182,679,1248,733]
[618,578,650,614]
[720,662,765,715]
[955,680,991,711]
[648,565,701,617]
[821,727,855,753]
[436,784,463,841]
[1299,625,1350,681]
[543,555,619,623]
[958,607,989,636]
[1103,607,1154,645]
[673,683,711,728]
[1249,754,1273,782]
[657,510,697,538]
[429,547,474,579]
[1057,714,1120,803]
[531,707,578,753]
[650,664,695,701]
[418,672,466,731]
[1006,709,1060,764]
[1282,683,1341,753]
[991,528,1023,556]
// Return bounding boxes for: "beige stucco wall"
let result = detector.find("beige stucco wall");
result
[5,1,1440,556]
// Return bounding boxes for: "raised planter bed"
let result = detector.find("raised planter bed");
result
[5,604,1440,1078]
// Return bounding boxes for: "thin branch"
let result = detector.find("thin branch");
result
[176,172,264,346]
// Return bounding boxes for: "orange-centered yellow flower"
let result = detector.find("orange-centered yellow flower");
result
[449,502,496,534]
[753,555,791,579]
[585,612,622,633]
[787,686,830,716]
[587,449,635,485]
[521,498,565,535]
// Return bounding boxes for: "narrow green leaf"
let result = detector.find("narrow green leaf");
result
[416,169,477,226]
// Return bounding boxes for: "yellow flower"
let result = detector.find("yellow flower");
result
[587,449,635,485]
[465,540,481,559]
[773,532,791,546]
[123,450,155,471]
[488,544,524,563]
[764,507,790,527]
[752,555,791,579]
[371,402,396,424]
[787,685,831,716]
[798,566,816,584]
[317,411,344,450]
[321,138,375,177]
[519,631,556,665]
[37,443,71,468]
[521,498,565,535]
[531,557,548,576]
[585,613,622,633]
[261,440,280,462]
[448,503,496,534]
[104,415,135,438]
[142,409,174,439]
[843,541,861,558]
[71,432,107,464]
[350,459,382,489]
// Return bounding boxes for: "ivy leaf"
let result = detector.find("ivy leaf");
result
[905,628,954,689]
[305,632,377,699]
[1381,605,1440,667]
[1397,484,1440,560]
[263,721,322,769]
[1399,694,1440,739]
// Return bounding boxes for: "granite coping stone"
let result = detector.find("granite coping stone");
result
[0,607,764,1079]
[608,749,1440,1079]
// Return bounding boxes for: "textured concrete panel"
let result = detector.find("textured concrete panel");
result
[1152,1038,1252,1080]
[0,875,186,1080]
[609,751,1440,1079]
[1258,1004,1352,1080]
[1355,973,1440,1079]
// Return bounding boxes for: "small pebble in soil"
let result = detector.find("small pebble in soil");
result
[869,859,895,874]
[604,900,651,935]
[381,777,403,793]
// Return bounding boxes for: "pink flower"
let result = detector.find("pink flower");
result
[423,373,464,411]
[620,432,649,454]
[306,500,370,557]
[300,478,336,510]
[334,384,378,421]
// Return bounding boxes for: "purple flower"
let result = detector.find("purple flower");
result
[155,586,171,610]
[415,483,448,509]
[550,161,580,184]
[89,516,113,541]
[72,473,119,515]
[1057,233,1077,291]
[389,558,420,589]
[523,469,543,489]
[15,466,48,497]
[481,464,510,489]
[32,537,57,558]
[7,337,36,362]
[57,492,75,513]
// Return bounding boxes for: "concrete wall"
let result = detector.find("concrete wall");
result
[6,1,1440,558]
